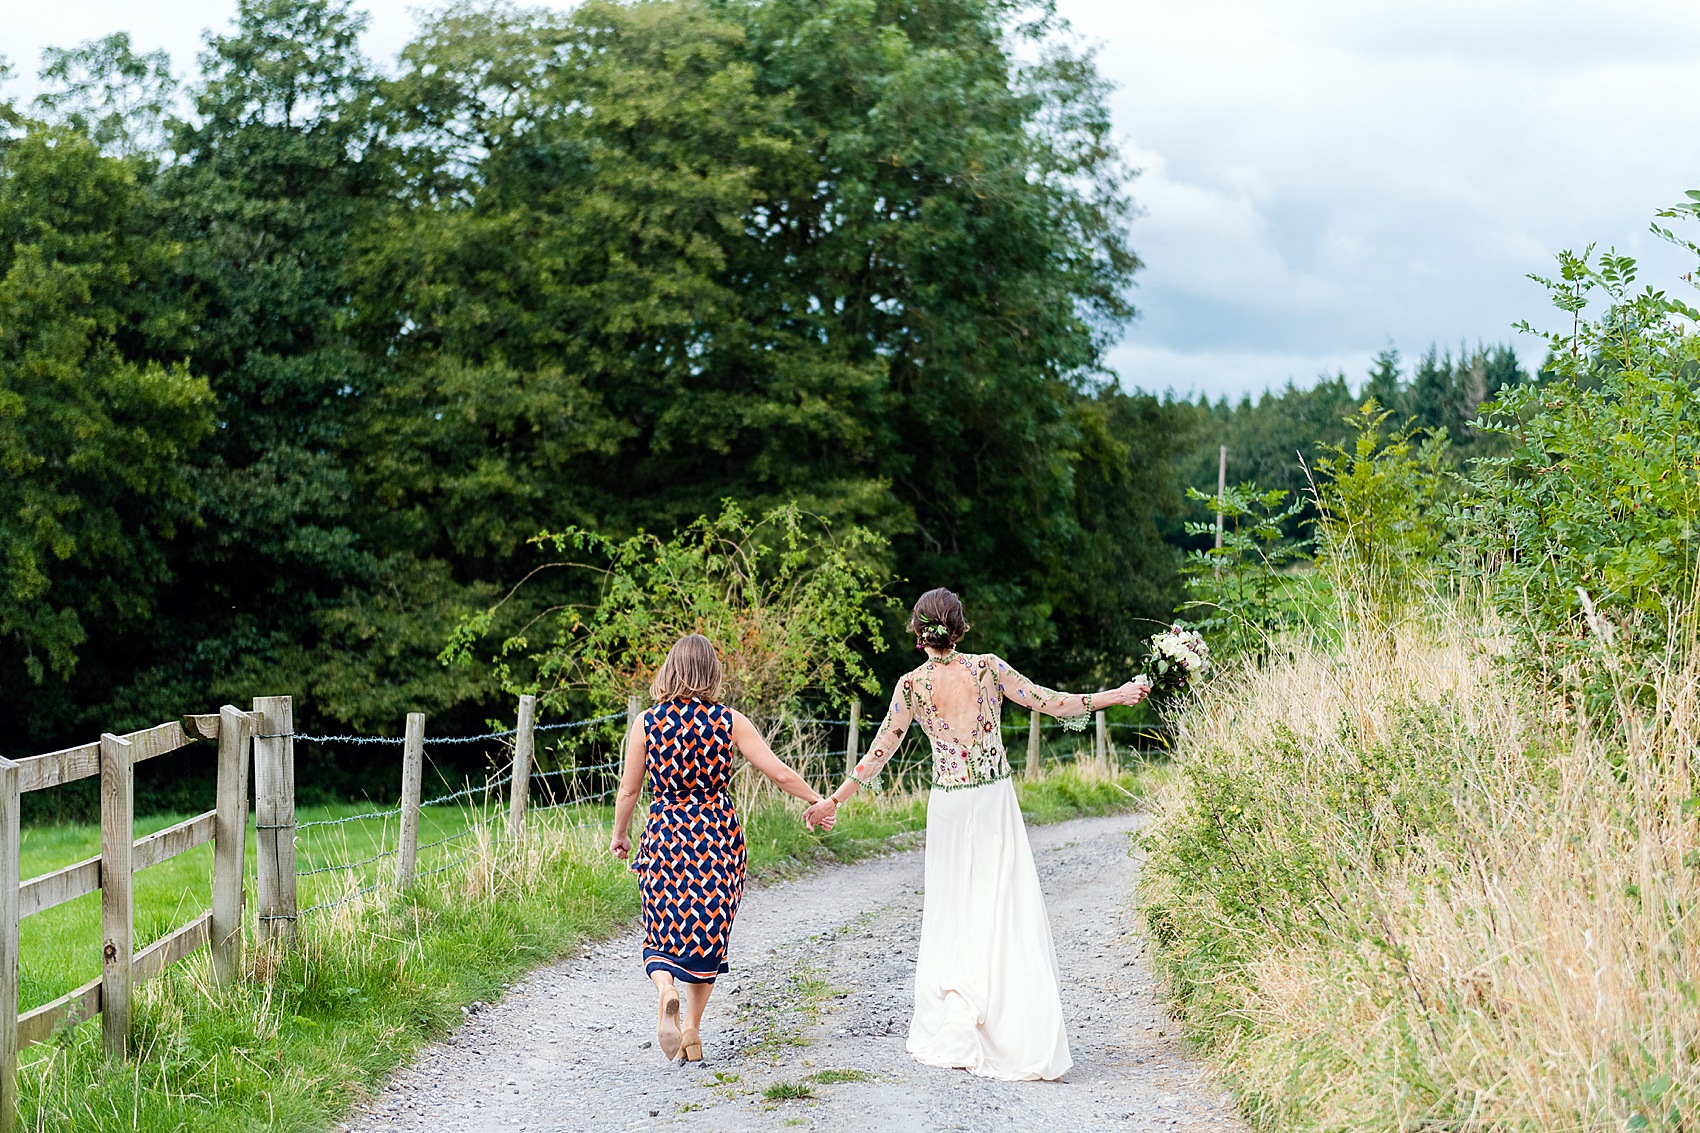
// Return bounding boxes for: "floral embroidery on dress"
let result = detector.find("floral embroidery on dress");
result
[848,653,1090,790]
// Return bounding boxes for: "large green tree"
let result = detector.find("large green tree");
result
[0,127,211,719]
[359,0,1154,680]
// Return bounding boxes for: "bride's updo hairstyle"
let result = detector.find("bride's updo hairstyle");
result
[650,633,724,703]
[908,588,970,652]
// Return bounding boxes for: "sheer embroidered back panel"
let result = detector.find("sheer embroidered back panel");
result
[850,653,1083,791]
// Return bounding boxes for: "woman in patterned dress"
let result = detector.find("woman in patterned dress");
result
[610,634,834,1063]
[804,588,1150,1081]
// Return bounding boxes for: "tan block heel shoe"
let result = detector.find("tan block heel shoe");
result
[657,987,682,1060]
[679,1026,703,1063]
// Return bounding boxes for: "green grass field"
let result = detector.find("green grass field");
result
[18,802,486,1012]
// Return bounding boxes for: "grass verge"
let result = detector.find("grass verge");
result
[1138,609,1700,1130]
[16,760,1145,1131]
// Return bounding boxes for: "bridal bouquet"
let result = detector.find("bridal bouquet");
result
[1141,624,1210,698]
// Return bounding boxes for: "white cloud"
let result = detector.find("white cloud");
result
[1058,0,1700,395]
[1105,342,1370,404]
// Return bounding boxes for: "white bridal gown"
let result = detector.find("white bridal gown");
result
[849,653,1085,1081]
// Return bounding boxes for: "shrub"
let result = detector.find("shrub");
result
[1179,483,1311,659]
[1457,223,1700,693]
[1310,401,1451,631]
[445,501,892,725]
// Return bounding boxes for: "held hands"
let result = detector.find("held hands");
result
[609,831,632,861]
[803,797,838,832]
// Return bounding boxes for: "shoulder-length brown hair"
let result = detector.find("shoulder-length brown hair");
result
[649,634,724,703]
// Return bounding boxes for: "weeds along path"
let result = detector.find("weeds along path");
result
[338,813,1242,1133]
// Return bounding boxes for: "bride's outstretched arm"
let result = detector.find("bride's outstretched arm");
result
[992,657,1149,717]
[803,684,914,827]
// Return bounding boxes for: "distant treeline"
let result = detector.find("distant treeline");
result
[0,0,1528,808]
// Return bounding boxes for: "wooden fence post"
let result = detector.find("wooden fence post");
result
[507,697,535,842]
[99,733,134,1059]
[210,706,252,987]
[252,696,297,943]
[0,757,19,1131]
[1094,710,1109,774]
[396,713,426,887]
[1026,711,1043,779]
[845,702,860,778]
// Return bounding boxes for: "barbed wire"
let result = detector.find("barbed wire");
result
[298,880,381,917]
[416,827,478,853]
[530,760,623,780]
[534,787,617,813]
[417,854,472,878]
[292,733,406,746]
[537,712,626,733]
[297,805,402,832]
[420,773,514,809]
[299,845,398,877]
[294,710,628,747]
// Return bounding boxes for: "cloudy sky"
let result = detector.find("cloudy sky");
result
[7,0,1700,400]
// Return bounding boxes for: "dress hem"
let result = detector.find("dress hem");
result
[643,947,726,985]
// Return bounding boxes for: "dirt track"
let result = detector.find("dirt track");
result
[339,811,1245,1133]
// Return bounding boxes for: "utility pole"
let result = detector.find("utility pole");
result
[1215,445,1227,578]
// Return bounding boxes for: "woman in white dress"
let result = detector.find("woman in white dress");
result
[803,588,1150,1081]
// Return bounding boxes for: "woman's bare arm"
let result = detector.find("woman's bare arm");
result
[804,683,916,827]
[609,714,648,860]
[730,711,826,808]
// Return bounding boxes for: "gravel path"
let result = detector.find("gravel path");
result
[339,812,1245,1132]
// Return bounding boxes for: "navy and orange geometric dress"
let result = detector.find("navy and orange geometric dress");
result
[634,698,748,984]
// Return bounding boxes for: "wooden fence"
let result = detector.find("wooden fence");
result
[0,686,568,1128]
[0,697,296,1131]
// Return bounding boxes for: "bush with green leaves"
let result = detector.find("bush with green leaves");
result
[1179,484,1310,658]
[1311,400,1451,628]
[1455,222,1700,690]
[444,502,892,730]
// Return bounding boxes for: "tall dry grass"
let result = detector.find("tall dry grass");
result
[1140,606,1700,1131]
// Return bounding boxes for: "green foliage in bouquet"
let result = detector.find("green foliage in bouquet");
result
[1180,484,1310,658]
[1456,204,1700,693]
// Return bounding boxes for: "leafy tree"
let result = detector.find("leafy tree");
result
[33,33,178,157]
[448,502,890,714]
[1363,346,1402,411]
[359,0,1154,680]
[1180,484,1310,658]
[0,127,211,687]
[145,0,409,728]
[1312,401,1451,628]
